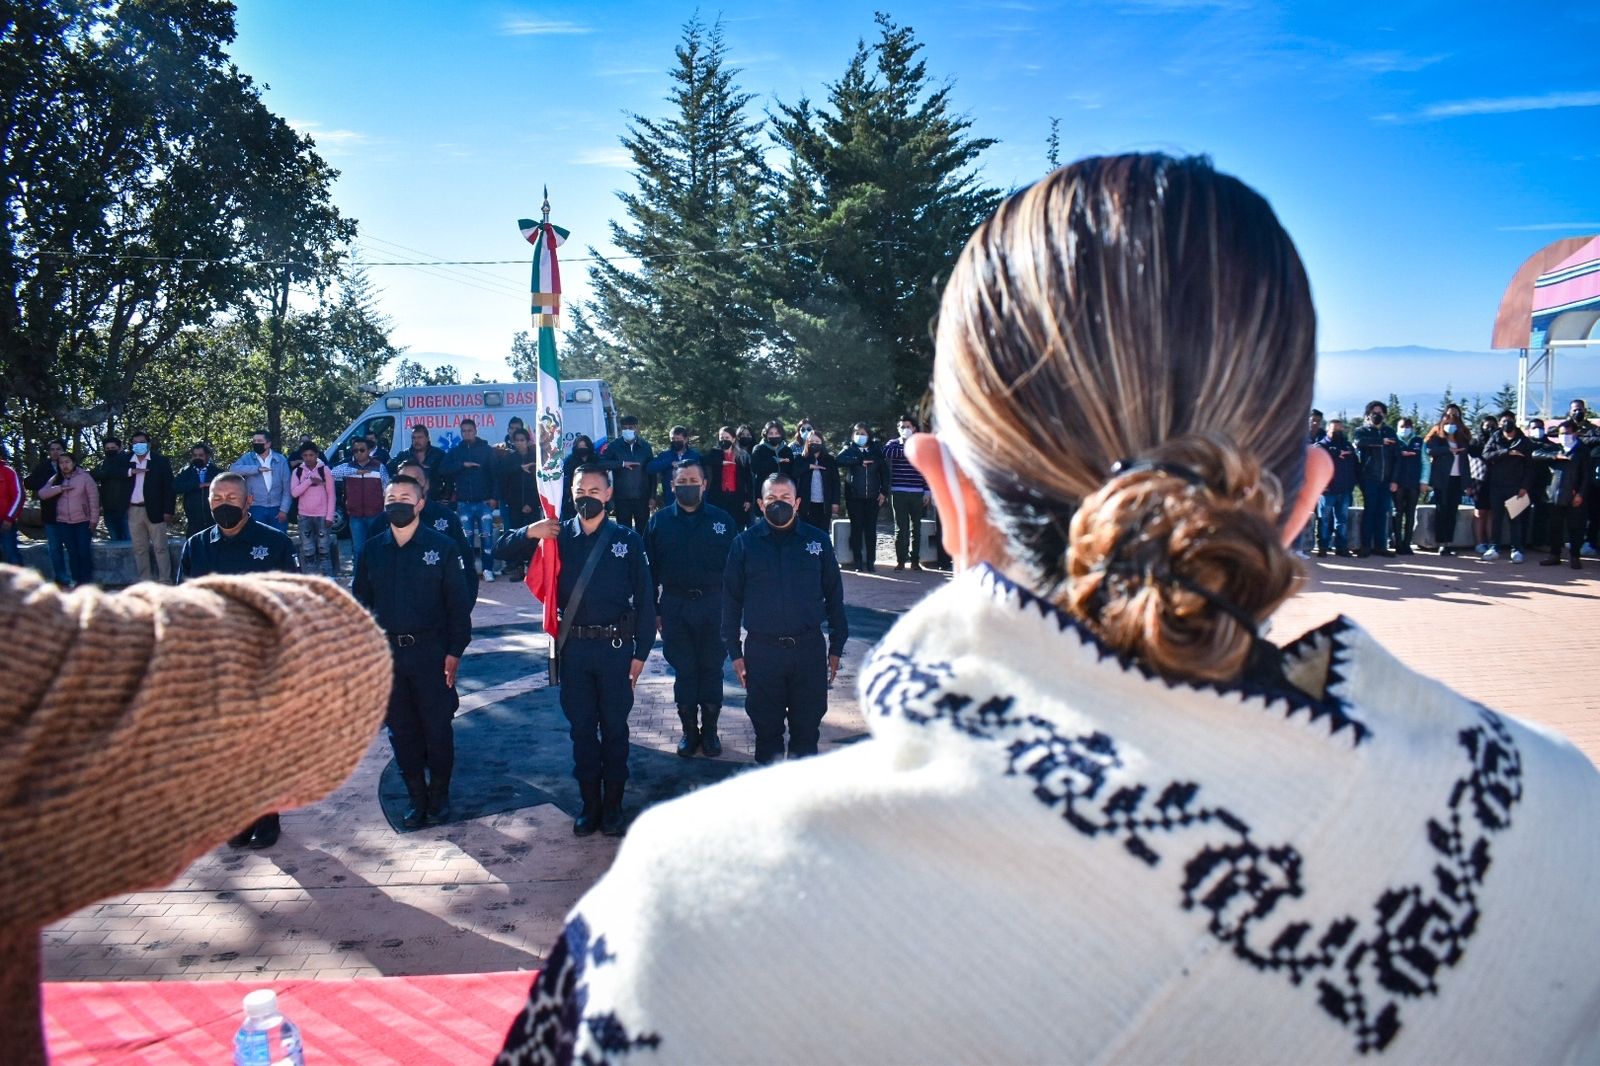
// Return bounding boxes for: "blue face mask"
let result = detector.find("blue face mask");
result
[854,434,868,447]
[131,442,149,456]
[621,429,637,441]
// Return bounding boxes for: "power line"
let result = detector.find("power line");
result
[23,234,880,269]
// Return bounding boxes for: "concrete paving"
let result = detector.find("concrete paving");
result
[41,540,1600,986]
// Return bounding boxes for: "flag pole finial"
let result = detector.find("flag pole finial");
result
[541,186,550,224]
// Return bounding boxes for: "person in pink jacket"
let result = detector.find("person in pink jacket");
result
[290,441,338,578]
[36,453,99,587]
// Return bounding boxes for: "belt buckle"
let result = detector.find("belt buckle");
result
[686,588,703,600]
[396,634,415,647]
[777,636,796,648]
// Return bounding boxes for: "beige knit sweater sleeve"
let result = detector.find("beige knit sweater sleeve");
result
[0,565,393,932]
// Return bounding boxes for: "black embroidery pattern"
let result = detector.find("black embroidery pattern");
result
[496,915,662,1066]
[864,647,1523,1055]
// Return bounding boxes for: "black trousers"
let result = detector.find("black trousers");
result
[708,491,751,528]
[660,591,725,709]
[611,497,649,535]
[1433,477,1463,548]
[891,491,924,563]
[1488,487,1529,549]
[744,629,828,763]
[1550,504,1586,559]
[1586,491,1600,548]
[799,501,830,530]
[559,637,635,785]
[386,641,459,779]
[845,496,880,569]
[1390,486,1419,548]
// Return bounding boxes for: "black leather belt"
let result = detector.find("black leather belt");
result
[388,632,436,648]
[570,624,624,640]
[664,587,710,600]
[752,633,801,647]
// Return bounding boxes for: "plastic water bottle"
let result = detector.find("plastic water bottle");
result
[231,989,305,1066]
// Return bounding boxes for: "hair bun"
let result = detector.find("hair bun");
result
[1063,433,1300,683]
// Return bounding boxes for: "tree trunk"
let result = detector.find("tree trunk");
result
[265,267,290,446]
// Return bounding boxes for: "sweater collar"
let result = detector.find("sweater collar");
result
[870,563,1368,746]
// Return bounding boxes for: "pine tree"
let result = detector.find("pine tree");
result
[579,17,772,442]
[772,14,999,415]
[1491,380,1519,418]
[1046,117,1061,171]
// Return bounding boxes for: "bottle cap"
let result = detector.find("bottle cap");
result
[243,989,280,1019]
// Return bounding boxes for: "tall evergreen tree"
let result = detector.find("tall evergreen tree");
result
[580,17,772,442]
[772,14,998,414]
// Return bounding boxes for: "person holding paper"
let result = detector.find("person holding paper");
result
[1481,411,1535,562]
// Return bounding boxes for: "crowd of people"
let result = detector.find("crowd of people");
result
[1301,398,1598,567]
[0,409,948,589]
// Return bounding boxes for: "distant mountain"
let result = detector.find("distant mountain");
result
[1314,346,1599,419]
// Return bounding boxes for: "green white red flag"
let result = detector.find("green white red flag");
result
[517,196,570,637]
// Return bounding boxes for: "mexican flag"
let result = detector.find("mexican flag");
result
[517,205,569,637]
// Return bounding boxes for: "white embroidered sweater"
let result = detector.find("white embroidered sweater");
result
[498,565,1600,1065]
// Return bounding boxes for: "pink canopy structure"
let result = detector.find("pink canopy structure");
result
[1490,234,1600,421]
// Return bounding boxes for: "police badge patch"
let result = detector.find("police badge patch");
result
[434,518,449,530]
[611,542,629,558]
[806,541,823,555]
[713,522,727,535]
[250,545,269,560]
[423,550,441,565]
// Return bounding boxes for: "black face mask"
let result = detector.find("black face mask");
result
[738,436,754,449]
[384,502,417,527]
[192,458,207,468]
[574,448,593,460]
[674,484,703,508]
[807,443,821,454]
[720,439,734,450]
[211,504,245,529]
[574,495,605,520]
[252,442,268,454]
[672,440,686,453]
[763,500,795,527]
[765,436,781,447]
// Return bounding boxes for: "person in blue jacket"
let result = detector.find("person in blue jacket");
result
[1316,420,1359,557]
[645,426,702,503]
[722,474,848,765]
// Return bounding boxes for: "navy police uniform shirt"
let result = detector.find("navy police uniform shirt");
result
[722,518,848,661]
[352,525,473,657]
[179,518,298,579]
[646,501,736,606]
[371,499,477,600]
[496,517,657,662]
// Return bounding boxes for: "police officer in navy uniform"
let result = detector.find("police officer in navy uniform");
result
[370,459,477,607]
[723,473,848,764]
[353,474,473,829]
[496,464,655,837]
[647,459,736,758]
[178,471,298,849]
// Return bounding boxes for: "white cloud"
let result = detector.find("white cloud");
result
[289,120,371,147]
[1421,89,1600,119]
[1345,50,1445,73]
[501,17,591,35]
[571,147,633,168]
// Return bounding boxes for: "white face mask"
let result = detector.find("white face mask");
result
[1398,427,1413,440]
[1562,434,1578,450]
[621,429,636,441]
[899,426,914,440]
[1530,427,1545,439]
[854,434,868,447]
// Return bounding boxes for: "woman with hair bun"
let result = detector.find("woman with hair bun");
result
[497,156,1600,1065]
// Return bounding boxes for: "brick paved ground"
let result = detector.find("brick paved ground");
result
[42,536,1599,986]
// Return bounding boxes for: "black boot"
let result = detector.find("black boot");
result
[401,771,429,829]
[573,780,602,836]
[676,707,700,757]
[700,705,722,757]
[247,812,281,849]
[601,779,626,837]
[424,770,452,826]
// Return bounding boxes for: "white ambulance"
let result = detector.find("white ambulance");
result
[328,379,617,466]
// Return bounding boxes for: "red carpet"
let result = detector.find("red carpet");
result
[44,971,534,1064]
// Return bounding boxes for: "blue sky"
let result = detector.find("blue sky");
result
[232,1,1600,381]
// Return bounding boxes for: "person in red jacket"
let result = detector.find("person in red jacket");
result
[0,444,21,566]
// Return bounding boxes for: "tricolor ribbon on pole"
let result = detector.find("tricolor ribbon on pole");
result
[517,190,570,637]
